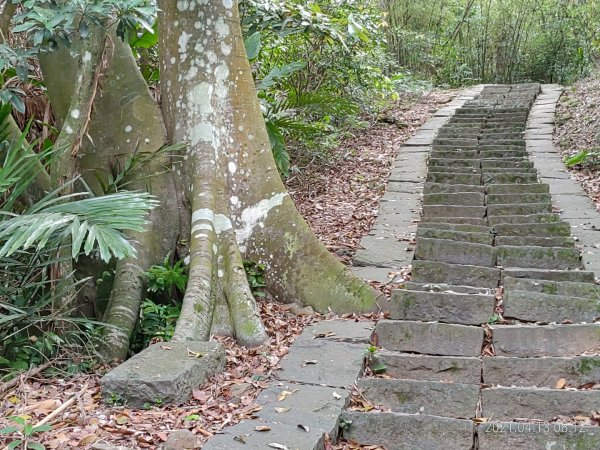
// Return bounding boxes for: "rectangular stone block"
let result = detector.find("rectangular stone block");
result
[501,267,596,284]
[420,216,487,225]
[416,238,497,267]
[342,411,475,450]
[412,260,500,288]
[493,222,571,237]
[422,205,487,218]
[100,341,225,408]
[495,235,574,247]
[492,324,600,357]
[481,159,533,169]
[424,183,485,194]
[496,245,581,270]
[488,203,552,216]
[483,355,600,388]
[428,158,480,169]
[503,290,600,323]
[430,150,479,159]
[423,192,485,206]
[388,289,494,325]
[357,378,479,418]
[375,352,482,383]
[486,183,549,194]
[418,222,492,234]
[484,173,538,184]
[503,277,599,298]
[427,172,482,185]
[482,387,600,421]
[418,228,493,245]
[488,213,560,225]
[375,320,484,356]
[486,193,551,204]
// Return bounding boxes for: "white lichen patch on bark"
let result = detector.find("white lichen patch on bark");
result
[191,208,233,235]
[236,193,287,244]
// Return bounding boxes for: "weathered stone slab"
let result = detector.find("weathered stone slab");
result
[416,238,496,267]
[428,158,480,169]
[418,222,492,233]
[420,216,487,225]
[493,222,571,237]
[482,387,600,421]
[296,319,374,344]
[375,320,484,356]
[492,324,600,357]
[496,245,581,270]
[341,411,475,450]
[373,351,481,383]
[488,203,552,216]
[503,277,600,298]
[412,260,500,288]
[433,138,479,147]
[481,159,533,169]
[357,379,479,418]
[430,150,479,159]
[488,214,560,225]
[495,235,574,247]
[423,192,485,206]
[483,355,600,388]
[501,268,596,283]
[418,228,493,245]
[388,289,494,324]
[277,339,365,387]
[478,422,600,450]
[422,205,487,218]
[427,172,482,184]
[100,341,225,408]
[486,192,551,204]
[424,183,485,194]
[405,282,494,295]
[482,167,537,174]
[503,290,600,323]
[486,183,549,194]
[484,172,538,184]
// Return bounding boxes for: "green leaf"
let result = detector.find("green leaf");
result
[8,439,23,450]
[32,424,52,433]
[0,426,19,434]
[244,31,261,60]
[565,150,588,167]
[27,442,46,450]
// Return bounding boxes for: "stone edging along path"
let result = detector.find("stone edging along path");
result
[202,85,600,450]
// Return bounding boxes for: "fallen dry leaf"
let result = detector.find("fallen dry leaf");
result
[255,425,271,432]
[555,378,567,389]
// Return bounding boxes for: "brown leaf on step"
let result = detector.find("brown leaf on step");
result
[234,434,250,443]
[555,378,567,389]
[277,390,293,401]
[302,360,318,367]
[160,345,172,350]
[255,425,271,432]
[297,424,310,432]
[274,407,290,413]
[313,332,336,339]
[268,444,290,450]
[332,392,342,400]
[473,417,489,423]
[77,434,97,446]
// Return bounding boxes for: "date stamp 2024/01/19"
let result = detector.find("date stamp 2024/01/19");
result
[482,422,587,434]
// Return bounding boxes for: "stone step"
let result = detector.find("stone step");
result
[477,422,600,450]
[372,351,481,383]
[389,289,494,325]
[496,245,581,270]
[405,281,494,295]
[436,130,482,138]
[422,192,485,206]
[341,411,475,450]
[501,267,596,284]
[412,260,500,288]
[486,183,549,194]
[483,355,600,388]
[503,276,599,298]
[491,323,600,357]
[423,182,485,194]
[493,221,571,236]
[486,192,551,204]
[430,150,479,159]
[479,133,524,140]
[418,228,493,245]
[420,216,487,225]
[482,167,537,174]
[422,205,487,218]
[428,158,480,169]
[375,320,484,356]
[487,203,552,216]
[418,222,491,233]
[357,378,479,418]
[488,213,560,225]
[480,151,529,159]
[483,172,538,184]
[433,138,479,147]
[481,159,533,169]
[482,122,528,129]
[427,171,481,185]
[426,165,482,174]
[495,235,574,247]
[503,290,600,323]
[478,144,526,151]
[481,386,600,421]
[416,238,496,267]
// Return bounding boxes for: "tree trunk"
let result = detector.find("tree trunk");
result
[35,0,378,357]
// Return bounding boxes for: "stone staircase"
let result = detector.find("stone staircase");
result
[342,85,600,449]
